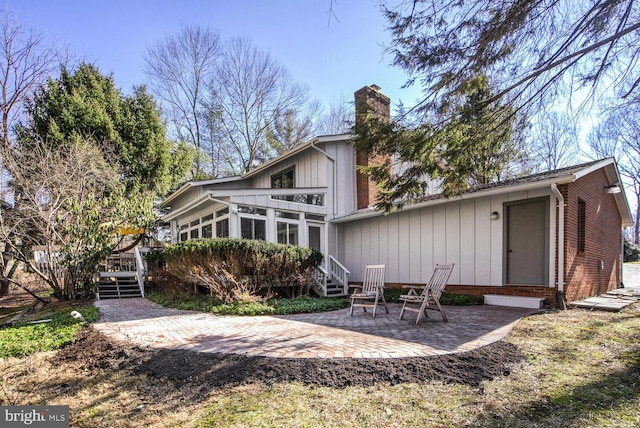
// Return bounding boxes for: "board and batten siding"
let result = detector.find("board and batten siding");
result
[337,187,554,286]
[251,149,327,189]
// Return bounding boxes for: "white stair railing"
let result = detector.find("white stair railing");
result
[328,255,350,295]
[311,265,328,296]
[134,247,145,298]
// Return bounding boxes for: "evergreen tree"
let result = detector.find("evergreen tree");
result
[18,63,184,196]
[353,75,522,211]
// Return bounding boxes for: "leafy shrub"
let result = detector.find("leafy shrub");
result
[624,239,640,262]
[384,288,483,305]
[151,268,196,298]
[147,291,349,316]
[162,238,323,302]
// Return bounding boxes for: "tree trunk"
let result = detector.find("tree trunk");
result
[0,277,9,296]
[635,190,639,245]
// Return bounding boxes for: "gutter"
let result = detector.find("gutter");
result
[332,176,576,224]
[551,183,566,309]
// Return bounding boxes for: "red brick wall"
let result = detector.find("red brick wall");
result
[377,167,623,306]
[562,169,623,301]
[383,282,558,306]
[354,85,391,210]
[356,151,389,210]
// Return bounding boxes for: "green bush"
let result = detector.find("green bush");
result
[384,288,483,305]
[147,291,349,316]
[0,305,99,358]
[624,239,640,262]
[161,238,323,302]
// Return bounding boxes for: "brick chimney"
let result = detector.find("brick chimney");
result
[354,84,391,210]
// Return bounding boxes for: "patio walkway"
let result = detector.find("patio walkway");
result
[94,298,539,359]
[569,263,640,311]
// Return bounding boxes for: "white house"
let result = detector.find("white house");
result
[160,85,633,307]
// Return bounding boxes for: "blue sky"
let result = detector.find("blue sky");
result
[10,0,422,112]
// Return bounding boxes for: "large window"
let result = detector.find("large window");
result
[277,222,298,245]
[271,167,295,189]
[241,218,266,240]
[577,199,586,253]
[239,206,266,240]
[215,207,229,238]
[179,224,188,243]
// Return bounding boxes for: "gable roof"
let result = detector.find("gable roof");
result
[160,133,351,208]
[333,158,634,227]
[160,176,243,208]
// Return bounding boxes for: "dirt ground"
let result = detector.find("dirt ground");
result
[50,325,524,390]
[4,284,524,390]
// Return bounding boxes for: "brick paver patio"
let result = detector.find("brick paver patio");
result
[93,298,539,359]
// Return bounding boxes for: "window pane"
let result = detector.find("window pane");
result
[308,225,321,252]
[180,232,188,242]
[306,214,325,222]
[277,222,287,244]
[254,219,266,240]
[241,218,252,239]
[216,218,229,237]
[271,168,295,189]
[288,223,298,245]
[190,229,199,239]
[275,210,299,219]
[216,207,229,217]
[202,213,214,222]
[238,206,266,216]
[202,224,213,239]
[190,219,200,227]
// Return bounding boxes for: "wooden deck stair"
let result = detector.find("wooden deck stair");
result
[97,272,142,299]
[325,277,347,297]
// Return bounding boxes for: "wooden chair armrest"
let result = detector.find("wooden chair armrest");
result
[401,285,425,297]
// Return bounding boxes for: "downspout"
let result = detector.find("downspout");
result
[551,183,566,309]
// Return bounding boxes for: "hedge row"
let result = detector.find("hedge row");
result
[160,238,324,301]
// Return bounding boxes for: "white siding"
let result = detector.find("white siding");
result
[459,199,476,284]
[330,142,357,217]
[474,198,492,284]
[408,210,422,283]
[337,189,554,285]
[251,149,327,188]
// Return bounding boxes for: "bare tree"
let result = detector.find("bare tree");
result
[588,106,640,243]
[316,97,353,135]
[531,111,580,171]
[144,25,222,178]
[266,100,321,155]
[0,139,155,300]
[0,7,58,149]
[211,37,310,174]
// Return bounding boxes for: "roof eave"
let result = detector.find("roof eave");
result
[332,176,576,224]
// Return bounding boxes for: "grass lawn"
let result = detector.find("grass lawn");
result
[1,299,638,427]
